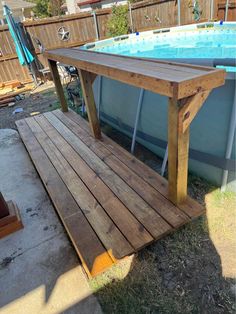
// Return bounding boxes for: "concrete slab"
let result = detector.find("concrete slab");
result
[0,129,102,314]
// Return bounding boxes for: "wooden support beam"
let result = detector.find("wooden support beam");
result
[79,69,101,139]
[168,97,190,205]
[179,90,211,133]
[48,59,68,112]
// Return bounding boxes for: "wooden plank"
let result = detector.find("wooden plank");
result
[0,85,33,101]
[0,80,21,89]
[25,117,133,259]
[64,212,114,277]
[177,72,225,99]
[16,119,114,277]
[168,97,190,205]
[102,155,189,227]
[45,49,174,98]
[48,59,68,112]
[179,90,211,133]
[65,109,204,218]
[69,48,219,75]
[44,111,172,239]
[34,114,154,250]
[44,49,226,99]
[79,69,101,139]
[53,110,189,228]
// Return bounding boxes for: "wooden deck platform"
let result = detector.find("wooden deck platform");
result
[16,109,204,277]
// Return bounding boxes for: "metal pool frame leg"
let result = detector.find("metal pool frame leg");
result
[97,75,102,120]
[131,89,144,154]
[221,83,236,191]
[161,145,168,176]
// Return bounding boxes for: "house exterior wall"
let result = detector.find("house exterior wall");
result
[78,0,127,12]
[65,0,81,13]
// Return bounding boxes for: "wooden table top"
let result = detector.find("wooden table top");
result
[44,48,226,99]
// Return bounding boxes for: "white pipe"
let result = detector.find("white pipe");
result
[221,79,236,191]
[225,0,229,21]
[131,89,144,154]
[177,0,181,26]
[210,0,214,20]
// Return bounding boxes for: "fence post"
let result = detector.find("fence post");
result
[129,2,134,33]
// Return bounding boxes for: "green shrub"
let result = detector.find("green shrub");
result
[107,4,129,37]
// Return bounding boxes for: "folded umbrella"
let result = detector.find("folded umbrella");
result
[3,3,37,84]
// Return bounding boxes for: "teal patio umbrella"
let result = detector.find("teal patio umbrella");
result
[3,3,37,84]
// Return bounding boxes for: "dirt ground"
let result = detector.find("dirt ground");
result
[0,82,59,130]
[0,83,235,314]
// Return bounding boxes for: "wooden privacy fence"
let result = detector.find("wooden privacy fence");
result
[0,0,235,83]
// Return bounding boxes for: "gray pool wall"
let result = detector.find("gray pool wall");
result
[93,73,236,191]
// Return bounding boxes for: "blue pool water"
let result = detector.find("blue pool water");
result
[84,22,236,72]
[97,31,236,59]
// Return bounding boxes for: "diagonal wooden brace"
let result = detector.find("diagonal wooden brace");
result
[178,90,211,133]
[79,69,101,139]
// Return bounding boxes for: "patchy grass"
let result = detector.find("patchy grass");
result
[89,128,236,314]
[206,189,236,242]
[90,184,236,313]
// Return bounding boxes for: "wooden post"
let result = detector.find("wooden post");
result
[0,193,23,239]
[168,97,190,205]
[48,59,68,112]
[79,69,101,139]
[0,192,9,218]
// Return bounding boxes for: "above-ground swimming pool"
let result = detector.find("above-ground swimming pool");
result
[82,22,236,191]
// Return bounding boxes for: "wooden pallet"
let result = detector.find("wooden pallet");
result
[16,110,204,277]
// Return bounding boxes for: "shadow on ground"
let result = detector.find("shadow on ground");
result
[90,215,235,313]
[87,172,236,314]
